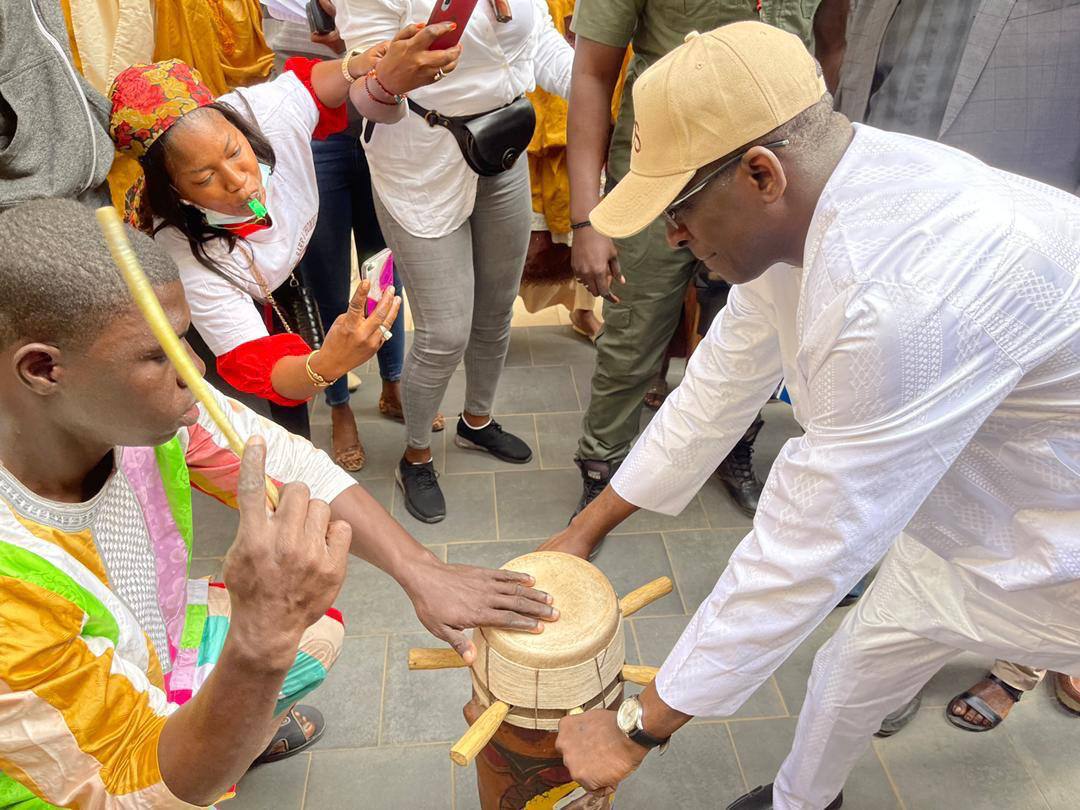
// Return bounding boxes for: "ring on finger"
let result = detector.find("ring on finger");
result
[433,68,446,82]
[378,324,393,341]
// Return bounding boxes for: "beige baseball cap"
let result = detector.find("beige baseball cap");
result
[591,21,827,240]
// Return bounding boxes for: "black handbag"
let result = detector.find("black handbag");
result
[407,96,536,177]
[264,271,326,350]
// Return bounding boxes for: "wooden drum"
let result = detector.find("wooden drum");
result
[407,551,671,810]
[467,551,623,809]
[473,551,625,730]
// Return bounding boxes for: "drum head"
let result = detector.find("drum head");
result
[485,551,619,669]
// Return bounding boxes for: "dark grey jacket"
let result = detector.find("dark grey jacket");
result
[0,0,114,211]
[837,0,1080,195]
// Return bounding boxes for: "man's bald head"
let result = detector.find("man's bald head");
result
[0,199,178,349]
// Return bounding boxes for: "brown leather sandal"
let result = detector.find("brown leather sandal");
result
[379,394,445,432]
[334,442,365,472]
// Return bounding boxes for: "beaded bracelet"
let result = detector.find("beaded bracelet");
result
[363,73,399,106]
[370,69,405,104]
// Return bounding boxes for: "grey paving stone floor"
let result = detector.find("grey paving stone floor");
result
[191,325,1077,809]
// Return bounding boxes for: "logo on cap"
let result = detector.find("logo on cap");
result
[632,121,642,153]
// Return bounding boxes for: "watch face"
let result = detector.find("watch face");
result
[616,697,641,734]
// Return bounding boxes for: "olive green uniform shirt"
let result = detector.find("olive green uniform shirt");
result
[572,0,821,181]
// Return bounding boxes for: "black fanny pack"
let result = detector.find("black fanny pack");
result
[407,96,536,177]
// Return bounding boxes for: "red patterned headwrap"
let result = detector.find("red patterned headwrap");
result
[108,60,215,230]
[108,59,215,159]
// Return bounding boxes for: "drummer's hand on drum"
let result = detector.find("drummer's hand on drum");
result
[556,709,647,793]
[315,281,400,381]
[406,561,560,664]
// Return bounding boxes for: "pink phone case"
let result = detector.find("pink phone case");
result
[365,252,395,317]
[426,0,481,50]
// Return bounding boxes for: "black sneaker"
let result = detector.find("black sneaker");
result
[573,458,611,518]
[396,458,446,523]
[454,417,533,464]
[715,414,764,518]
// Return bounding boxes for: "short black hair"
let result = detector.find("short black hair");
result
[0,198,179,348]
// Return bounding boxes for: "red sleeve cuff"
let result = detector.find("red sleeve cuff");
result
[285,56,349,140]
[216,333,313,407]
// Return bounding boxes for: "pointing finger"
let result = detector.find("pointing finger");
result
[236,437,270,534]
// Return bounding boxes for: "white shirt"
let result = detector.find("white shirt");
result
[614,124,1080,717]
[338,0,573,237]
[263,0,309,24]
[156,73,321,356]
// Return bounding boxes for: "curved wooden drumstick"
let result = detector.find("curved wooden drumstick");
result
[619,577,673,617]
[450,700,510,766]
[408,648,468,670]
[96,207,278,508]
[621,664,659,686]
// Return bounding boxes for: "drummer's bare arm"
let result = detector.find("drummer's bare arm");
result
[539,486,637,558]
[330,486,559,664]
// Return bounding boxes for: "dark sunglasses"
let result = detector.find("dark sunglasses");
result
[663,139,790,228]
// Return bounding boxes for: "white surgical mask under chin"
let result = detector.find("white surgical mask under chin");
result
[182,162,273,227]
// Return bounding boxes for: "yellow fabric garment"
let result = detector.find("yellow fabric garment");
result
[154,0,274,97]
[526,2,630,235]
[58,0,152,215]
[64,0,154,95]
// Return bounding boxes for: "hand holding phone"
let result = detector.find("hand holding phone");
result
[368,23,463,95]
[306,0,335,35]
[426,0,481,50]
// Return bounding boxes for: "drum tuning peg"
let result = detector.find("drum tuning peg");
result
[618,577,673,617]
[451,700,511,766]
[408,647,469,670]
[621,664,659,686]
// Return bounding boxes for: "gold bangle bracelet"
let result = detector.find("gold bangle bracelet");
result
[341,47,364,84]
[306,350,338,388]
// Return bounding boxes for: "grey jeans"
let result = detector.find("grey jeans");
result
[372,160,531,449]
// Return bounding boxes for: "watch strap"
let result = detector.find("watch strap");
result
[628,725,669,750]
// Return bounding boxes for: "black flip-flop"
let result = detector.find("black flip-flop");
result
[252,704,325,766]
[946,673,1022,732]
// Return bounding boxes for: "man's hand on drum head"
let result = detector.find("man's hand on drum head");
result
[404,562,560,664]
[556,709,647,794]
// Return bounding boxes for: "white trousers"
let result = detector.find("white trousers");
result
[772,535,1080,810]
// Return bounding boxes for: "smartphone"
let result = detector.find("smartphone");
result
[306,0,335,36]
[360,249,394,317]
[425,0,481,50]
